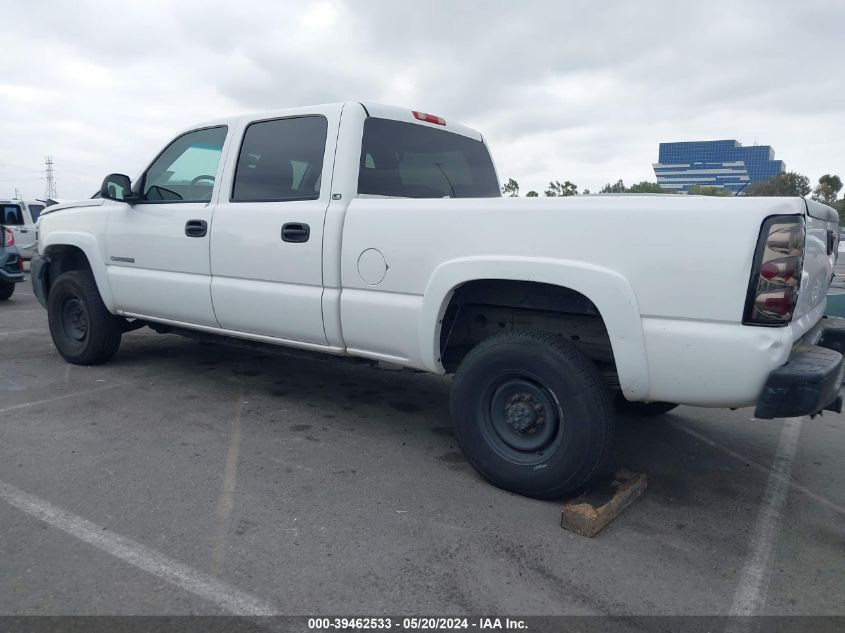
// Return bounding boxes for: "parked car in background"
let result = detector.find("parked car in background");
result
[0,226,25,300]
[0,199,42,260]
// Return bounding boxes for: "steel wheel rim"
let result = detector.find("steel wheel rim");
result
[61,295,89,343]
[478,371,564,465]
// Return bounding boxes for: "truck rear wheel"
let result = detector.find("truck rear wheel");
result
[450,330,613,499]
[47,270,122,365]
[0,281,14,300]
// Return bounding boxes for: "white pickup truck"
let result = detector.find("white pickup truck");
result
[32,102,845,499]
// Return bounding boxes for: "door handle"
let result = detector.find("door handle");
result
[185,219,208,237]
[282,223,310,243]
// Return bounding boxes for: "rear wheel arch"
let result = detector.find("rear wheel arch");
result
[438,279,612,367]
[420,259,650,400]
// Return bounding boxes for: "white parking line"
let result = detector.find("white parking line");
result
[0,328,45,337]
[0,382,131,415]
[668,419,845,517]
[729,417,802,617]
[211,389,246,575]
[0,480,281,615]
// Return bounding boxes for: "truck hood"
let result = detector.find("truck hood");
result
[40,198,104,216]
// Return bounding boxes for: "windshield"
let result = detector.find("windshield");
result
[358,118,500,198]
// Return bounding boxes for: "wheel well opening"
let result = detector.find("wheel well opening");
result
[43,245,92,296]
[439,280,617,386]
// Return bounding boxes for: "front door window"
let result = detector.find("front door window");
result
[142,126,227,202]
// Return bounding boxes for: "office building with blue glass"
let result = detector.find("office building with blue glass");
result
[653,140,784,194]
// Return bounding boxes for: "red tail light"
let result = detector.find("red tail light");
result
[754,288,798,319]
[3,227,13,247]
[744,216,805,325]
[759,257,801,286]
[412,111,446,125]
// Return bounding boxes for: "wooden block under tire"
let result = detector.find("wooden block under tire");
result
[560,469,647,537]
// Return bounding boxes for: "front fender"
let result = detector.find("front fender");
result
[41,230,116,313]
[30,255,50,308]
[419,256,649,400]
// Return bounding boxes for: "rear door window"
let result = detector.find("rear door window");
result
[231,116,328,202]
[358,118,500,198]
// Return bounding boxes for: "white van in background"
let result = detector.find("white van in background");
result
[0,199,44,259]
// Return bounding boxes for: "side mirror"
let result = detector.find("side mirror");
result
[100,174,136,202]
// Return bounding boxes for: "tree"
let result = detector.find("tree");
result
[582,189,591,195]
[688,185,731,196]
[544,180,578,197]
[746,172,811,197]
[836,199,845,224]
[502,178,520,197]
[627,181,663,193]
[526,190,539,197]
[812,174,843,206]
[599,179,626,193]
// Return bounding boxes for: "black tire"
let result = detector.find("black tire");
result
[47,270,122,365]
[0,282,14,301]
[450,330,614,499]
[615,397,678,417]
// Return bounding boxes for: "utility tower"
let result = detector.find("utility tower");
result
[44,156,57,198]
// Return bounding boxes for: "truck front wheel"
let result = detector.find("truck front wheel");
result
[450,330,613,499]
[47,270,122,365]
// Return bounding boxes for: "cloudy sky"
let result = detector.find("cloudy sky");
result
[1,0,842,200]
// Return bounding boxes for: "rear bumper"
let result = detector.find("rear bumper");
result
[755,316,845,419]
[0,271,24,283]
[1,253,24,284]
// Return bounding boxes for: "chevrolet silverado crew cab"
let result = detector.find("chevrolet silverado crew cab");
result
[31,102,845,499]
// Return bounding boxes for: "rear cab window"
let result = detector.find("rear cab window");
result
[357,118,500,199]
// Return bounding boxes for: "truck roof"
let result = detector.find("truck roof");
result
[192,102,484,142]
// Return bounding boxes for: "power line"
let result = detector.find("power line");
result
[45,156,57,198]
[0,162,44,169]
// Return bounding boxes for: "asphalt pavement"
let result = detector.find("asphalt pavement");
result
[1,283,844,616]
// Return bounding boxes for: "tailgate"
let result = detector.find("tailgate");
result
[794,199,839,326]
